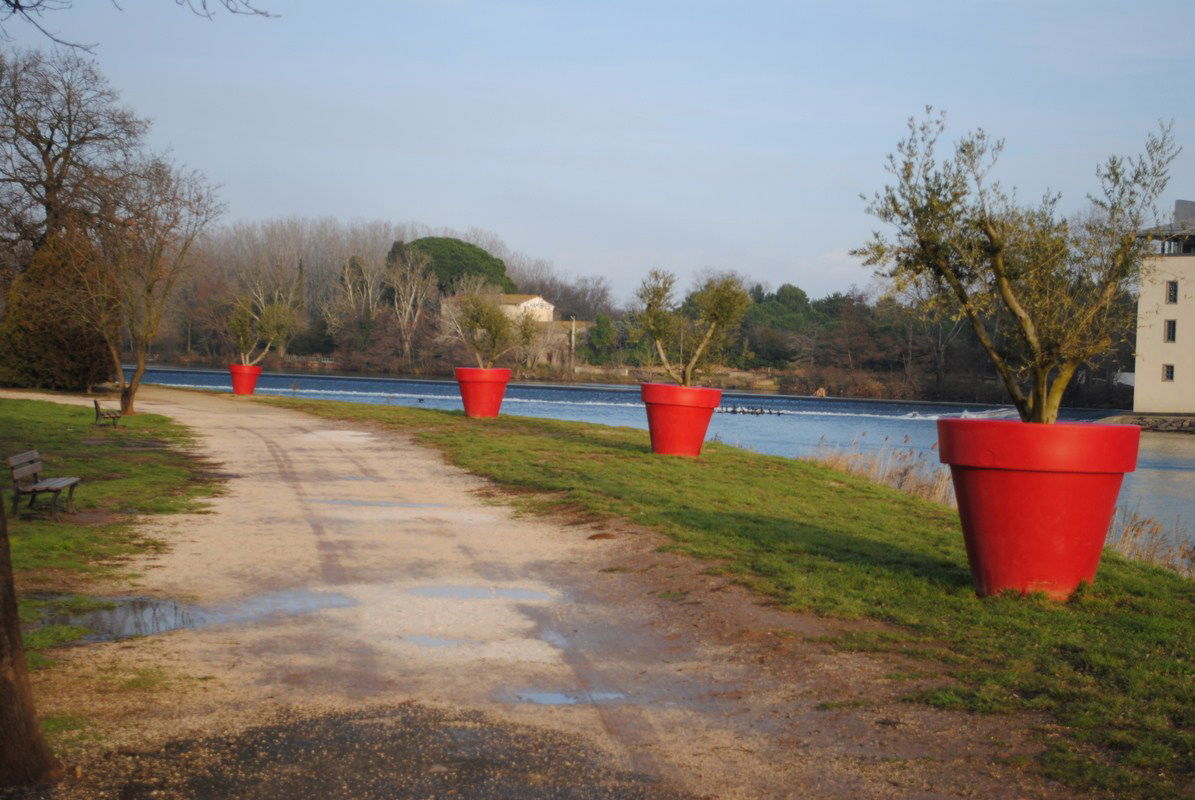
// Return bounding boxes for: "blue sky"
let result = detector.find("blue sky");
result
[9,0,1195,301]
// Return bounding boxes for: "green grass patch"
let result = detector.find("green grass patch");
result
[1,397,219,665]
[18,593,117,624]
[815,699,872,710]
[40,713,101,753]
[22,623,90,651]
[0,397,218,578]
[40,713,89,736]
[263,397,1195,800]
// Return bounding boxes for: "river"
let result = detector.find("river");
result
[136,367,1195,544]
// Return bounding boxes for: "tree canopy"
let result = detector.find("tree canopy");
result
[408,237,517,294]
[856,109,1178,423]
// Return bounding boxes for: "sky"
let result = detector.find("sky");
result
[7,0,1195,303]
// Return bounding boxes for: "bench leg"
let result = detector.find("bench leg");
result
[50,491,61,522]
[9,489,18,517]
[65,483,77,514]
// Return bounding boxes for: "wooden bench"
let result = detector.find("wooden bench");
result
[94,399,121,427]
[7,450,80,521]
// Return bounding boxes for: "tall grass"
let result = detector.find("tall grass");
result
[804,434,1195,580]
[1108,507,1195,579]
[800,434,955,506]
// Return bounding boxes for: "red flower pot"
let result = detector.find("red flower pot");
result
[454,367,511,418]
[228,364,263,396]
[937,418,1140,600]
[640,383,722,457]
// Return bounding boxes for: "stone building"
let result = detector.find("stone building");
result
[1134,200,1195,414]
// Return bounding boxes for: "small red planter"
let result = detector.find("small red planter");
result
[640,383,722,457]
[454,367,511,418]
[228,364,263,396]
[937,418,1140,600]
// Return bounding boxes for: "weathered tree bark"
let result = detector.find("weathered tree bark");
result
[0,507,63,789]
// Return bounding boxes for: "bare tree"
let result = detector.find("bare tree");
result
[0,49,147,263]
[897,280,966,391]
[0,505,62,790]
[1,1,273,50]
[63,159,222,413]
[384,240,436,367]
[513,314,561,377]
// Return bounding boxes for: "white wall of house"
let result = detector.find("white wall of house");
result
[500,295,555,322]
[1134,255,1195,413]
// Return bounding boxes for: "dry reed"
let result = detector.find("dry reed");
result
[800,434,956,507]
[1107,506,1195,579]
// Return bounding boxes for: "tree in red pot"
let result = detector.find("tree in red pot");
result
[856,108,1178,599]
[633,270,751,457]
[439,276,535,418]
[227,297,295,395]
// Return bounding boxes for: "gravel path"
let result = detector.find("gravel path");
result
[5,387,1081,799]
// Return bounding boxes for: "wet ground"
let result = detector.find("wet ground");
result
[36,590,356,643]
[5,387,1084,799]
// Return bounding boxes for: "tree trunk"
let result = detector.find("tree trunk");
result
[121,349,148,415]
[0,507,63,790]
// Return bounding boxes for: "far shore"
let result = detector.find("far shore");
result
[128,361,1143,416]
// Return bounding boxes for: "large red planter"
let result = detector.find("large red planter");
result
[640,383,722,457]
[454,367,511,418]
[228,364,263,396]
[937,418,1140,600]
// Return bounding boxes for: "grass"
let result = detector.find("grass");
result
[0,396,219,660]
[262,397,1194,800]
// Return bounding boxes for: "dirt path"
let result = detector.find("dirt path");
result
[9,387,1079,799]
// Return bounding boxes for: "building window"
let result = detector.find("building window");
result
[1164,319,1177,342]
[1162,364,1175,382]
[1165,280,1179,303]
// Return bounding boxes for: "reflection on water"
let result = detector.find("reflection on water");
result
[507,689,627,706]
[41,589,357,643]
[136,367,1195,544]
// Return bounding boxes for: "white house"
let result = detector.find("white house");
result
[1134,200,1195,414]
[499,294,555,322]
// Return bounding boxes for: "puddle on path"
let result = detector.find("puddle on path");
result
[39,589,357,644]
[508,689,628,706]
[309,498,448,509]
[408,585,552,602]
[404,634,469,648]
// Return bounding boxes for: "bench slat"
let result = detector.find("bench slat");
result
[28,477,80,491]
[6,450,39,468]
[12,462,42,482]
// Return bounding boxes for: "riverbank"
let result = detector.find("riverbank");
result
[1103,413,1195,434]
[265,396,1194,800]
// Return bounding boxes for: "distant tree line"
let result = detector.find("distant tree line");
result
[0,47,1135,409]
